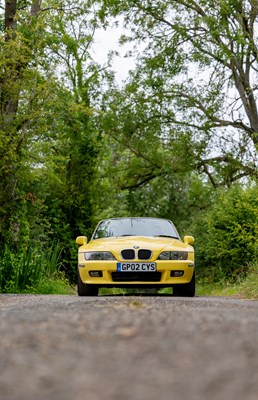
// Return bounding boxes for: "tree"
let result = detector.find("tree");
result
[0,0,105,264]
[190,184,258,281]
[0,0,51,246]
[0,1,113,288]
[100,0,258,188]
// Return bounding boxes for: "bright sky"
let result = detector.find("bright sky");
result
[92,26,137,84]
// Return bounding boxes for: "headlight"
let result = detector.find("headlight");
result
[157,251,188,260]
[84,251,116,261]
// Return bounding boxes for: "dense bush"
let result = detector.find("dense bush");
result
[191,184,258,282]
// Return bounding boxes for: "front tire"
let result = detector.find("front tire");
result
[77,273,99,296]
[173,272,195,297]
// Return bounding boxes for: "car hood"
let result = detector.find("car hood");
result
[78,236,193,258]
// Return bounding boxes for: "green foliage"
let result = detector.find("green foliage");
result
[100,0,258,185]
[99,287,127,295]
[238,261,258,299]
[1,0,258,295]
[0,1,103,286]
[0,243,63,293]
[34,272,75,295]
[191,184,258,281]
[195,259,258,299]
[196,281,240,297]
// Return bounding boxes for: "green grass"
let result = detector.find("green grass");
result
[196,282,240,297]
[237,263,258,300]
[99,287,127,295]
[34,273,76,295]
[197,262,258,299]
[0,243,67,294]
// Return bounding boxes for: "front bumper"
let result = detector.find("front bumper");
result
[78,259,195,287]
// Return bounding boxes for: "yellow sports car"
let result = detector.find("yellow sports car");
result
[76,217,195,297]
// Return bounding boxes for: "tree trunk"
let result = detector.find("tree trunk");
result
[4,0,17,33]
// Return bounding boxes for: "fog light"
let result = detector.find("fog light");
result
[89,271,103,277]
[170,270,184,277]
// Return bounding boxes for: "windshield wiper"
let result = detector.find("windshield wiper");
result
[155,235,178,239]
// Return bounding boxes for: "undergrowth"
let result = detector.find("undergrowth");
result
[0,243,75,295]
[197,260,258,299]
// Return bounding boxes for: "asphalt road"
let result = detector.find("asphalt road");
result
[0,294,258,400]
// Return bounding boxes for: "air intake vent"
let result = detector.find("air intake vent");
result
[138,249,152,260]
[121,249,135,260]
[112,272,161,282]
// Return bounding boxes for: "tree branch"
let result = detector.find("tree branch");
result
[120,172,160,190]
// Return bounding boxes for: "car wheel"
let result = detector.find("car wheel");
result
[173,272,195,297]
[77,272,99,296]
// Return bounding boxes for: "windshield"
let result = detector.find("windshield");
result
[92,218,179,240]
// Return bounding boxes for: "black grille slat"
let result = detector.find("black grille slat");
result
[121,249,135,260]
[138,249,152,260]
[112,272,161,282]
[121,248,152,260]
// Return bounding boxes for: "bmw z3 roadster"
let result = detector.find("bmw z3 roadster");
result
[76,217,195,297]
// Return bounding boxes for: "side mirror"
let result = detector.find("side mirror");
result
[76,236,88,245]
[183,236,194,245]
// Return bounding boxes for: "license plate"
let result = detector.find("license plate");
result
[117,262,156,272]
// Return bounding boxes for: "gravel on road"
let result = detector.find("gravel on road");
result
[0,294,258,400]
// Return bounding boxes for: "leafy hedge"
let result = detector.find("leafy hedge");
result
[191,184,258,282]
